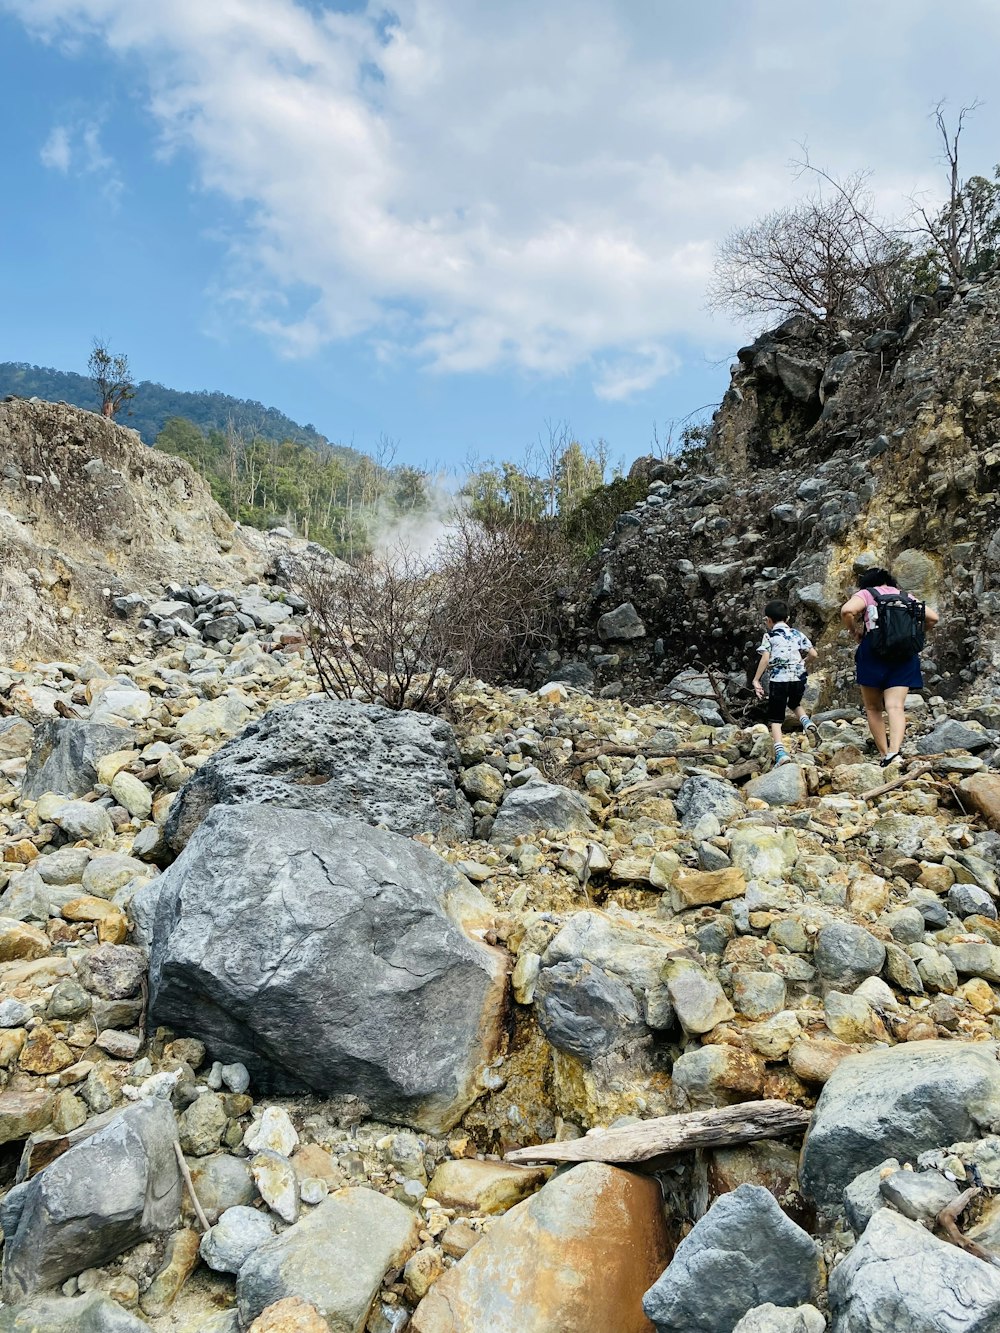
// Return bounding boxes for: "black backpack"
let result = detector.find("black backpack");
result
[868,588,926,663]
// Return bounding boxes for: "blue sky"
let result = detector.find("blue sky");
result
[1,1,999,471]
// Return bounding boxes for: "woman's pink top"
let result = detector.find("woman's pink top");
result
[857,585,900,633]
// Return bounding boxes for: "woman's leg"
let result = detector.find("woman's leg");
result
[883,686,909,755]
[860,685,888,756]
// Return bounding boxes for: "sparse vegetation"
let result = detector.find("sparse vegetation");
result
[88,339,135,419]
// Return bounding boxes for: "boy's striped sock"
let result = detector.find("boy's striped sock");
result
[774,743,791,766]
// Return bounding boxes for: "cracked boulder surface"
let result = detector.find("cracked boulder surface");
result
[163,697,473,849]
[147,804,507,1132]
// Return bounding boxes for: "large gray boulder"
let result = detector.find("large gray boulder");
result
[800,1041,1000,1209]
[148,805,507,1133]
[490,779,594,844]
[21,719,132,800]
[236,1189,418,1330]
[2,1099,181,1301]
[828,1208,1000,1332]
[0,1290,149,1331]
[915,719,992,754]
[642,1184,821,1332]
[163,698,472,850]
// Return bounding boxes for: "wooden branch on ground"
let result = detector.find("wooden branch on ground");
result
[174,1141,211,1232]
[861,763,933,802]
[936,1186,999,1266]
[504,1099,811,1166]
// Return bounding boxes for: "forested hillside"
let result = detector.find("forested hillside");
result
[0,360,345,455]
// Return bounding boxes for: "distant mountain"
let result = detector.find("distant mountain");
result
[0,361,356,459]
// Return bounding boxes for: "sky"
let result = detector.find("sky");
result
[1,1,999,471]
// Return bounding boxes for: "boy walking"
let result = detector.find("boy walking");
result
[752,600,818,765]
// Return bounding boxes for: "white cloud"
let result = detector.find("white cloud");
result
[40,124,71,171]
[8,0,1000,397]
[38,116,123,202]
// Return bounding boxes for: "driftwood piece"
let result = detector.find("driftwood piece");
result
[935,1186,1000,1266]
[504,1099,811,1166]
[861,762,933,802]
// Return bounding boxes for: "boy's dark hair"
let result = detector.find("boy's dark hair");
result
[764,599,789,622]
[858,567,895,590]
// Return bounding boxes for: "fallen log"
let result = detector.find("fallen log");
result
[504,1099,811,1167]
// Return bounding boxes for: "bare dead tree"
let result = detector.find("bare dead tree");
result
[911,101,1000,284]
[708,169,910,332]
[298,512,570,711]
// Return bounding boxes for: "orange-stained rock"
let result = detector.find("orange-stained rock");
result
[672,866,746,907]
[426,1159,548,1215]
[0,919,51,963]
[411,1161,672,1333]
[961,773,1000,831]
[788,1036,860,1085]
[4,840,39,866]
[19,1026,76,1074]
[248,1296,330,1332]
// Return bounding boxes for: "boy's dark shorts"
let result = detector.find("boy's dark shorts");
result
[767,678,806,724]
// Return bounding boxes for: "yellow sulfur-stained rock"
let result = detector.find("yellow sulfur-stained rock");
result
[671,866,746,908]
[248,1297,330,1333]
[427,1159,548,1215]
[0,918,51,963]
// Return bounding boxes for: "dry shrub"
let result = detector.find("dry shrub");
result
[297,511,569,711]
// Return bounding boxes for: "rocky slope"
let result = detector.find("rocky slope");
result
[559,272,1000,709]
[4,399,1000,1330]
[0,398,323,662]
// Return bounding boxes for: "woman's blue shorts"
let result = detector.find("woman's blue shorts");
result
[855,635,923,690]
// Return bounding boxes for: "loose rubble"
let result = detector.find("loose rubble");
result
[7,390,1000,1329]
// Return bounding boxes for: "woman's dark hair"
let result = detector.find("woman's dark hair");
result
[857,567,895,590]
[764,598,789,622]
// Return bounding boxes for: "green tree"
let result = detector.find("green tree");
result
[88,339,135,419]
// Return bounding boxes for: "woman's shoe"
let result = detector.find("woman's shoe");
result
[880,752,900,768]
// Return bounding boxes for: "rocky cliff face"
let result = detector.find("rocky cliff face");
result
[561,273,1000,708]
[0,399,302,661]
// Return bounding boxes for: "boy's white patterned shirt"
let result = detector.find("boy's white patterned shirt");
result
[759,624,812,683]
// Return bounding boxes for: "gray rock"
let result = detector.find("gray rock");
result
[675,776,743,830]
[665,958,735,1034]
[490,779,593,843]
[828,1208,1000,1332]
[642,1183,820,1332]
[236,1189,418,1330]
[34,847,91,885]
[149,805,506,1133]
[200,1204,277,1274]
[21,720,132,800]
[879,1167,958,1221]
[178,1092,228,1157]
[843,1159,899,1234]
[0,998,32,1028]
[0,1290,148,1331]
[916,720,991,754]
[948,884,997,920]
[2,1099,181,1301]
[164,698,472,850]
[77,944,147,999]
[774,349,824,402]
[733,1306,825,1333]
[744,765,808,807]
[813,922,885,991]
[800,1041,1000,1209]
[47,800,113,845]
[188,1153,258,1224]
[534,960,643,1062]
[597,602,646,641]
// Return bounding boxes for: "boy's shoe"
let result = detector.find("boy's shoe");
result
[774,746,792,767]
[800,716,818,734]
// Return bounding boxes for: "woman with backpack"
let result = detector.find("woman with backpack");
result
[840,566,939,768]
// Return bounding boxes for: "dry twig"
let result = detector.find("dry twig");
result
[174,1141,211,1233]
